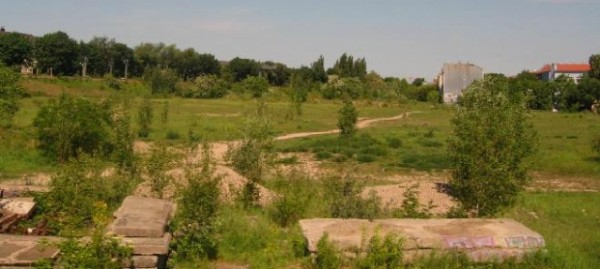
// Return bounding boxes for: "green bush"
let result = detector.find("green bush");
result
[56,229,132,269]
[33,94,114,163]
[137,96,153,138]
[240,76,269,98]
[0,65,24,128]
[183,74,229,98]
[315,151,332,160]
[314,233,341,269]
[166,130,181,140]
[269,176,310,227]
[36,157,137,234]
[386,137,403,149]
[392,183,435,218]
[337,99,358,137]
[355,233,403,269]
[170,155,220,261]
[323,175,381,220]
[142,67,179,95]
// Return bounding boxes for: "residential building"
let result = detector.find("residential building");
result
[437,62,483,103]
[535,63,590,82]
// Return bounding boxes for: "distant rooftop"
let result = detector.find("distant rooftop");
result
[536,63,590,74]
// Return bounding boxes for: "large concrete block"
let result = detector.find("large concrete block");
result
[110,196,173,237]
[119,233,172,255]
[1,197,35,215]
[299,218,545,262]
[0,235,59,266]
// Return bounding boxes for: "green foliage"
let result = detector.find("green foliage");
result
[269,180,309,227]
[355,233,403,269]
[563,75,600,111]
[171,143,220,261]
[161,100,169,124]
[323,175,381,220]
[137,96,153,137]
[103,74,121,90]
[0,32,32,67]
[240,76,269,98]
[33,94,114,163]
[142,67,179,94]
[226,57,261,82]
[392,183,434,218]
[0,65,24,127]
[338,99,358,137]
[166,130,181,140]
[34,31,79,75]
[589,54,600,80]
[448,77,537,216]
[36,157,137,233]
[315,233,341,269]
[183,74,229,98]
[592,133,600,159]
[145,143,176,198]
[56,235,132,269]
[328,53,367,79]
[109,105,136,171]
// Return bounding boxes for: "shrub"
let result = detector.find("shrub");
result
[323,175,381,220]
[355,233,403,269]
[103,74,121,90]
[392,183,435,218]
[145,143,177,198]
[166,130,181,140]
[184,74,229,98]
[36,156,137,233]
[314,233,341,269]
[57,230,132,268]
[240,76,269,98]
[170,145,220,261]
[142,67,179,95]
[386,137,403,149]
[0,65,24,128]
[137,96,153,138]
[356,154,375,163]
[448,78,537,216]
[269,176,310,227]
[337,99,358,137]
[33,94,114,163]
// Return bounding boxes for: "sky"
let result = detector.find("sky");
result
[1,0,599,79]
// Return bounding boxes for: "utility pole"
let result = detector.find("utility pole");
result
[123,59,129,79]
[81,56,88,77]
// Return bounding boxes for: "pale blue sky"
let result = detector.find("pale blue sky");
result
[2,0,599,79]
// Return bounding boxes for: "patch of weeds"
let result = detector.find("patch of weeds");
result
[356,154,376,163]
[386,137,403,149]
[391,183,435,218]
[323,175,381,220]
[315,151,332,160]
[166,130,181,140]
[275,155,298,165]
[566,135,578,139]
[355,233,403,269]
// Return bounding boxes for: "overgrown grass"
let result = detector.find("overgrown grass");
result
[505,192,600,268]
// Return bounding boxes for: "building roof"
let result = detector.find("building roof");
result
[536,63,590,74]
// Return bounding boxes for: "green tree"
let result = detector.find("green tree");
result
[447,78,537,216]
[34,31,79,75]
[589,54,600,80]
[337,99,358,137]
[240,76,269,98]
[0,32,32,67]
[137,96,153,138]
[142,67,179,94]
[0,65,24,127]
[226,57,261,82]
[311,55,328,83]
[32,94,114,163]
[184,74,229,98]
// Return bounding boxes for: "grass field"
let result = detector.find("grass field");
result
[2,77,600,268]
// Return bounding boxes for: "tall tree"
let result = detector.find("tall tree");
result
[34,31,79,75]
[448,77,537,216]
[589,54,600,80]
[311,55,327,83]
[226,57,260,82]
[0,32,32,67]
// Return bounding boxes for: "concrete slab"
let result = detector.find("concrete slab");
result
[1,197,36,215]
[0,235,59,266]
[299,218,545,262]
[118,233,172,255]
[109,196,173,237]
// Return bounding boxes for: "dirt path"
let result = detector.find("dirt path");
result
[275,112,418,141]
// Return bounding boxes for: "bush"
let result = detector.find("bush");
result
[392,183,435,218]
[337,99,358,137]
[269,176,310,227]
[448,78,537,216]
[183,74,229,98]
[103,74,121,90]
[166,130,181,140]
[142,67,179,95]
[314,233,341,269]
[355,233,403,269]
[33,94,114,163]
[323,175,381,220]
[240,76,269,98]
[137,96,153,138]
[0,65,24,128]
[36,157,137,233]
[56,228,132,268]
[170,146,220,261]
[145,143,177,198]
